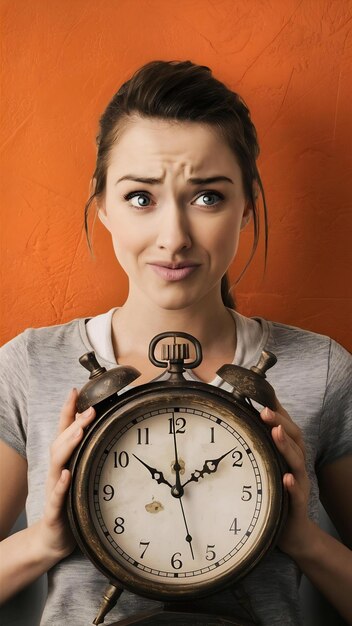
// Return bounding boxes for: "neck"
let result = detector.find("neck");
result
[111,288,236,360]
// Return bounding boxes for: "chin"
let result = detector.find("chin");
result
[145,287,210,313]
[152,297,196,312]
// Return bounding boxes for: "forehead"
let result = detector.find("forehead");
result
[107,116,241,175]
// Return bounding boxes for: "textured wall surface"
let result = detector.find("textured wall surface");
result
[0,3,351,626]
[1,0,351,351]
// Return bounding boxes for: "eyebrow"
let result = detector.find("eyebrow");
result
[115,175,234,185]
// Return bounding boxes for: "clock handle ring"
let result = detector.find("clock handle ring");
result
[148,332,202,369]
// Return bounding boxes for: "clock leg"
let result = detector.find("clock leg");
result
[93,582,124,624]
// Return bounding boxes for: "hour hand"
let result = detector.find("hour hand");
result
[183,447,236,487]
[133,454,172,488]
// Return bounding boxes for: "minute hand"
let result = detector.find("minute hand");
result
[183,447,236,487]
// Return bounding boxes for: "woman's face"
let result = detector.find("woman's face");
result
[99,116,250,311]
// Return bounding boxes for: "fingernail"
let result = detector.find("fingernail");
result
[278,425,285,442]
[263,407,274,420]
[80,407,93,419]
[60,469,68,482]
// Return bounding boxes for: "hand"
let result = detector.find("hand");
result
[38,389,96,563]
[170,414,184,498]
[260,399,312,556]
[183,447,236,488]
[132,454,172,488]
[171,414,194,560]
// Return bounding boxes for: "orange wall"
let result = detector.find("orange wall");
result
[1,0,351,351]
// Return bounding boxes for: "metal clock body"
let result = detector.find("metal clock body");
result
[67,333,287,625]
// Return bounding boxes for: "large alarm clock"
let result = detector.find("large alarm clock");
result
[67,332,287,626]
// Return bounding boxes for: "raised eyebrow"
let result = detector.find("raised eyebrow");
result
[115,175,162,185]
[188,176,234,185]
[115,175,234,185]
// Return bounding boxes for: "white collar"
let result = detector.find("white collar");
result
[85,308,268,386]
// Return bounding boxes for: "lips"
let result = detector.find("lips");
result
[148,262,200,282]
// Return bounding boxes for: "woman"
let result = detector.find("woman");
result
[0,61,351,626]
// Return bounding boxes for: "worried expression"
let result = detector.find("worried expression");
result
[98,116,251,311]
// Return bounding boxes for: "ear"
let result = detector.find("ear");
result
[240,203,252,230]
[97,205,110,230]
[90,178,111,231]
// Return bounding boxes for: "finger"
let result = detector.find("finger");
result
[272,425,307,481]
[52,406,96,460]
[45,469,71,526]
[54,405,96,453]
[48,406,95,488]
[274,397,291,420]
[261,406,305,454]
[283,473,307,513]
[56,388,79,435]
[274,398,306,452]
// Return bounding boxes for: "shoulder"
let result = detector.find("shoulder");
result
[0,318,94,451]
[262,319,350,374]
[1,318,91,364]
[264,319,332,353]
[258,319,351,422]
[0,318,95,392]
[25,317,88,349]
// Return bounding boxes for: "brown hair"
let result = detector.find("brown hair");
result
[85,60,268,308]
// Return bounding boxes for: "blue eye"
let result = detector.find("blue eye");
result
[124,192,152,208]
[193,192,223,207]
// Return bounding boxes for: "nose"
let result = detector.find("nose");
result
[156,200,192,254]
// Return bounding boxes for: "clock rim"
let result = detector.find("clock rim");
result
[67,382,287,601]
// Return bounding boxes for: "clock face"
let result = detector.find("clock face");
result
[71,389,283,598]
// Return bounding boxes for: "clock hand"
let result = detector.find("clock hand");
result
[183,447,237,487]
[178,497,194,560]
[125,446,195,560]
[170,414,184,498]
[171,413,183,498]
[132,454,172,488]
[170,414,194,560]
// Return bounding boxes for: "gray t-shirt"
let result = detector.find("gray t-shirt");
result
[0,315,351,626]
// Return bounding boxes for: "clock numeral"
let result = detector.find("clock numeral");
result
[241,485,252,501]
[229,517,241,534]
[171,552,183,570]
[102,484,114,501]
[210,426,215,443]
[205,544,216,561]
[139,541,150,559]
[114,451,129,468]
[114,517,125,534]
[168,417,186,435]
[232,450,243,467]
[137,428,150,445]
